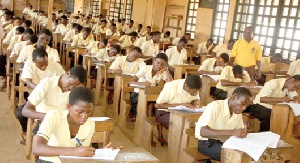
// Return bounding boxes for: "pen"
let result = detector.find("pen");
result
[76,138,83,147]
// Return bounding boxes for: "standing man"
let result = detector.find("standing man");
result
[229,26,262,80]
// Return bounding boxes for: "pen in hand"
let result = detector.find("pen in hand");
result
[76,138,83,147]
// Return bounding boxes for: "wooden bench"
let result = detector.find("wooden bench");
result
[201,75,217,106]
[91,120,114,148]
[140,117,160,151]
[265,62,289,82]
[94,63,111,105]
[183,148,211,163]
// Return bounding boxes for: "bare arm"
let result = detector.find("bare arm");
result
[26,79,37,89]
[22,101,46,120]
[211,52,217,58]
[220,80,250,87]
[260,96,290,103]
[129,76,151,86]
[200,126,247,138]
[228,57,235,66]
[198,70,218,75]
[155,102,196,109]
[107,69,122,74]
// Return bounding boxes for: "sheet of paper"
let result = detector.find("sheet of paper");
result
[122,73,135,76]
[206,75,220,81]
[90,117,110,122]
[279,102,300,116]
[129,84,155,88]
[169,105,206,113]
[60,148,120,160]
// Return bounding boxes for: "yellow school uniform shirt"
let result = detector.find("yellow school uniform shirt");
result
[71,33,95,47]
[134,36,147,48]
[141,39,159,57]
[198,58,224,74]
[120,35,135,48]
[11,41,27,58]
[92,23,100,32]
[23,7,30,14]
[116,22,124,31]
[109,56,146,74]
[36,109,95,163]
[253,78,298,109]
[134,65,168,93]
[134,29,143,37]
[231,38,262,67]
[216,66,251,92]
[55,24,71,35]
[21,60,65,84]
[95,48,108,60]
[197,42,213,54]
[105,28,120,37]
[86,41,100,54]
[28,75,70,113]
[195,99,244,140]
[172,37,180,45]
[156,79,200,106]
[82,21,92,28]
[7,34,22,51]
[260,57,275,72]
[166,46,187,66]
[3,25,19,44]
[122,25,135,34]
[287,59,300,76]
[4,23,13,31]
[17,45,60,63]
[63,29,75,42]
[213,44,232,57]
[95,26,107,34]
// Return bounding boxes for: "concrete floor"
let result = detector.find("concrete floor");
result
[0,92,167,162]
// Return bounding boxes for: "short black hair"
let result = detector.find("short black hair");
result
[16,26,25,33]
[138,24,143,28]
[273,53,283,59]
[130,20,134,23]
[155,53,168,63]
[75,24,83,31]
[14,17,22,21]
[111,44,121,53]
[39,29,52,37]
[129,31,138,37]
[23,20,32,27]
[207,38,214,43]
[219,53,229,63]
[147,26,151,29]
[83,27,91,34]
[4,11,11,16]
[185,33,191,36]
[122,18,126,21]
[111,23,116,27]
[232,65,243,75]
[178,37,188,44]
[292,75,300,82]
[165,31,170,36]
[228,39,235,44]
[69,66,87,83]
[185,75,202,89]
[28,35,38,43]
[131,46,142,54]
[61,15,67,19]
[72,23,78,28]
[152,31,161,36]
[101,38,108,46]
[32,48,48,60]
[69,87,94,105]
[232,87,252,98]
[100,19,107,23]
[118,19,121,23]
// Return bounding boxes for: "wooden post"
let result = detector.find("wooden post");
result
[86,0,91,15]
[37,0,40,10]
[47,0,53,29]
[10,0,14,11]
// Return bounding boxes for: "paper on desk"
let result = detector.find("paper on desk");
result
[90,117,110,121]
[169,105,206,113]
[60,148,120,160]
[129,83,156,88]
[122,73,135,76]
[222,132,280,161]
[206,75,219,81]
[279,102,300,116]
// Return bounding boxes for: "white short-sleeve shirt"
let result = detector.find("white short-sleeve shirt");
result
[17,45,60,63]
[165,46,187,66]
[141,39,159,57]
[109,56,146,74]
[287,59,300,76]
[212,44,232,57]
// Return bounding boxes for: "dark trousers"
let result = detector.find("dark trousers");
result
[155,110,170,129]
[0,55,6,76]
[213,88,227,100]
[245,104,271,132]
[17,105,27,132]
[130,92,139,116]
[198,139,223,161]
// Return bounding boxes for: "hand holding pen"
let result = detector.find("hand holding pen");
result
[74,138,95,157]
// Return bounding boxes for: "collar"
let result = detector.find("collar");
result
[280,78,288,90]
[176,79,186,94]
[222,99,230,117]
[242,38,254,43]
[52,75,62,88]
[61,109,69,118]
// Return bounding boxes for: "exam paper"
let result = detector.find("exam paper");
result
[90,117,110,121]
[60,148,120,160]
[279,102,300,116]
[169,105,206,113]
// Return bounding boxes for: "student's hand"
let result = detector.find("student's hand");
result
[192,100,202,108]
[182,103,196,109]
[113,69,123,74]
[255,70,261,80]
[232,129,247,138]
[248,81,258,86]
[283,96,291,103]
[73,147,95,157]
[104,142,123,150]
[156,67,167,76]
[142,81,152,87]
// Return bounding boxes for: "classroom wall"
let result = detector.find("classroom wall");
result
[74,0,84,13]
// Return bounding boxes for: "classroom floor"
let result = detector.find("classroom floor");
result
[0,92,168,162]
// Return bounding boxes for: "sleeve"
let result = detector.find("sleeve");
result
[20,61,34,82]
[255,44,263,60]
[135,66,147,79]
[218,67,230,81]
[71,35,78,47]
[36,110,58,141]
[182,49,187,61]
[287,62,295,76]
[156,83,173,104]
[16,47,27,63]
[138,59,146,69]
[51,49,60,62]
[27,79,50,106]
[109,57,120,70]
[165,48,172,59]
[119,35,126,42]
[141,42,148,54]
[230,41,239,57]
[195,102,217,139]
[257,81,277,99]
[96,50,108,60]
[82,121,95,146]
[86,41,94,50]
[212,44,220,53]
[288,91,298,100]
[105,29,111,36]
[54,25,60,33]
[196,43,201,53]
[243,70,251,83]
[7,36,15,50]
[199,59,209,71]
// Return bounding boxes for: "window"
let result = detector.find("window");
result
[109,0,125,21]
[124,0,134,22]
[211,0,230,44]
[65,0,75,13]
[89,0,101,15]
[185,0,199,39]
[232,0,300,61]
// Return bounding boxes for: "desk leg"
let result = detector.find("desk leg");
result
[94,66,102,105]
[133,89,147,145]
[113,76,121,118]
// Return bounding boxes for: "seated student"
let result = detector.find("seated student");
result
[116,18,126,32]
[135,24,143,37]
[71,27,95,47]
[198,53,229,75]
[257,53,282,84]
[166,37,187,71]
[3,16,23,44]
[7,26,25,51]
[161,31,172,42]
[107,46,146,74]
[134,33,152,48]
[155,75,202,146]
[94,19,107,34]
[33,87,118,162]
[142,26,151,37]
[63,23,80,43]
[17,29,60,63]
[10,35,38,61]
[94,40,120,62]
[22,19,34,31]
[173,33,191,46]
[197,38,214,54]
[82,16,92,28]
[19,66,87,132]
[141,31,160,57]
[212,39,235,57]
[287,59,300,77]
[8,28,34,51]
[21,48,65,89]
[92,19,101,32]
[105,23,120,38]
[119,31,138,48]
[247,75,300,132]
[122,20,135,35]
[195,87,251,161]
[55,15,71,34]
[214,65,254,100]
[129,53,173,117]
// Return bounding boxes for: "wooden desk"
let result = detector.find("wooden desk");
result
[173,65,200,80]
[221,141,292,162]
[83,55,96,88]
[74,47,86,66]
[227,86,262,98]
[92,120,114,148]
[168,109,202,163]
[94,63,112,105]
[60,147,159,163]
[201,75,217,106]
[10,63,20,114]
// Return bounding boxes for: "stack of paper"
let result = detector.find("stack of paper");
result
[90,117,110,121]
[279,102,300,116]
[222,132,280,161]
[169,105,206,113]
[60,148,120,160]
[206,75,220,81]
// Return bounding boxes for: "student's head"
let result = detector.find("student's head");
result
[15,26,25,35]
[243,26,253,42]
[129,31,138,42]
[74,24,83,34]
[86,16,91,22]
[164,31,171,37]
[151,31,161,44]
[62,66,87,92]
[24,28,34,37]
[98,38,108,49]
[129,20,134,27]
[52,13,56,20]
[285,75,300,92]
[215,53,229,67]
[61,15,68,24]
[32,48,48,71]
[270,53,282,63]
[227,39,235,50]
[72,23,78,28]
[67,87,94,125]
[108,44,121,57]
[117,19,121,23]
[100,19,107,26]
[27,35,38,45]
[177,37,187,51]
[110,23,117,31]
[206,38,213,47]
[153,53,168,71]
[14,17,22,26]
[184,33,191,40]
[184,75,202,96]
[22,20,32,28]
[229,87,252,114]
[126,46,142,62]
[121,18,126,24]
[82,27,91,39]
[37,29,52,48]
[4,11,11,21]
[232,65,244,80]
[146,26,152,33]
[138,24,143,30]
